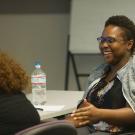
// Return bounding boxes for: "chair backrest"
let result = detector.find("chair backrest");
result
[15,120,77,135]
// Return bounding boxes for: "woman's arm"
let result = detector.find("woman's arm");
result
[71,100,135,127]
[99,107,135,126]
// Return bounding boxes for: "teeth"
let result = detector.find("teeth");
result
[103,52,112,55]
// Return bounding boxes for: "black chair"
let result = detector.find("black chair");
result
[15,120,77,135]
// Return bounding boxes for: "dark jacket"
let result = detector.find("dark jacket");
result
[0,91,40,135]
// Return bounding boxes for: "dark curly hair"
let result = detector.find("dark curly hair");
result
[0,52,30,93]
[105,15,135,54]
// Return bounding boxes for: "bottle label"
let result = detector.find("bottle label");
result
[32,75,46,84]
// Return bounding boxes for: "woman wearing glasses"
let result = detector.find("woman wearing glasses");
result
[67,15,135,135]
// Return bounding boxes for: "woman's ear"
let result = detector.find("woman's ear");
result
[127,39,134,51]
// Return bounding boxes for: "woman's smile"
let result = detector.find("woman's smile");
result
[103,51,112,55]
[102,49,113,58]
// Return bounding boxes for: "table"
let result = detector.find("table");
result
[26,90,84,120]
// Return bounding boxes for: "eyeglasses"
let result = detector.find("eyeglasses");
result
[97,36,126,45]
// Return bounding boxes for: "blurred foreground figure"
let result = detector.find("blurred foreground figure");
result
[0,52,40,135]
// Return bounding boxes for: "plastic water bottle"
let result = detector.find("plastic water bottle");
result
[31,63,47,105]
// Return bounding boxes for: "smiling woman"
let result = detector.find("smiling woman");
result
[66,15,135,135]
[99,24,134,65]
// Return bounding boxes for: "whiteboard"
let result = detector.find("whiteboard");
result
[69,0,135,54]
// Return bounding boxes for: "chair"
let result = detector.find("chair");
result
[15,120,77,135]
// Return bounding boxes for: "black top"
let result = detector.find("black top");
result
[0,90,40,135]
[86,77,135,132]
[87,77,126,109]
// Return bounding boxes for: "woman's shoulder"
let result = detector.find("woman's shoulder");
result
[89,63,108,77]
[132,55,135,65]
[87,63,108,85]
[128,55,135,71]
[0,90,40,122]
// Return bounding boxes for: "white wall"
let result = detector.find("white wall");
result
[0,0,70,90]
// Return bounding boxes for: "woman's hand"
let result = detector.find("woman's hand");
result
[65,99,93,128]
[65,114,83,128]
[71,99,100,127]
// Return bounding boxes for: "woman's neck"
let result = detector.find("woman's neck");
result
[111,54,131,73]
[105,54,131,82]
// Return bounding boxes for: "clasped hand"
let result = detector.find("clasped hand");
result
[66,99,100,127]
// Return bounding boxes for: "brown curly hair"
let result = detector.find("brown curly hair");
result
[0,52,29,93]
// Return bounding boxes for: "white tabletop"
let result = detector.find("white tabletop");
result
[26,90,84,120]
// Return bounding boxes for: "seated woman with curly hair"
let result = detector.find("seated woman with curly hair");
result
[0,52,40,135]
